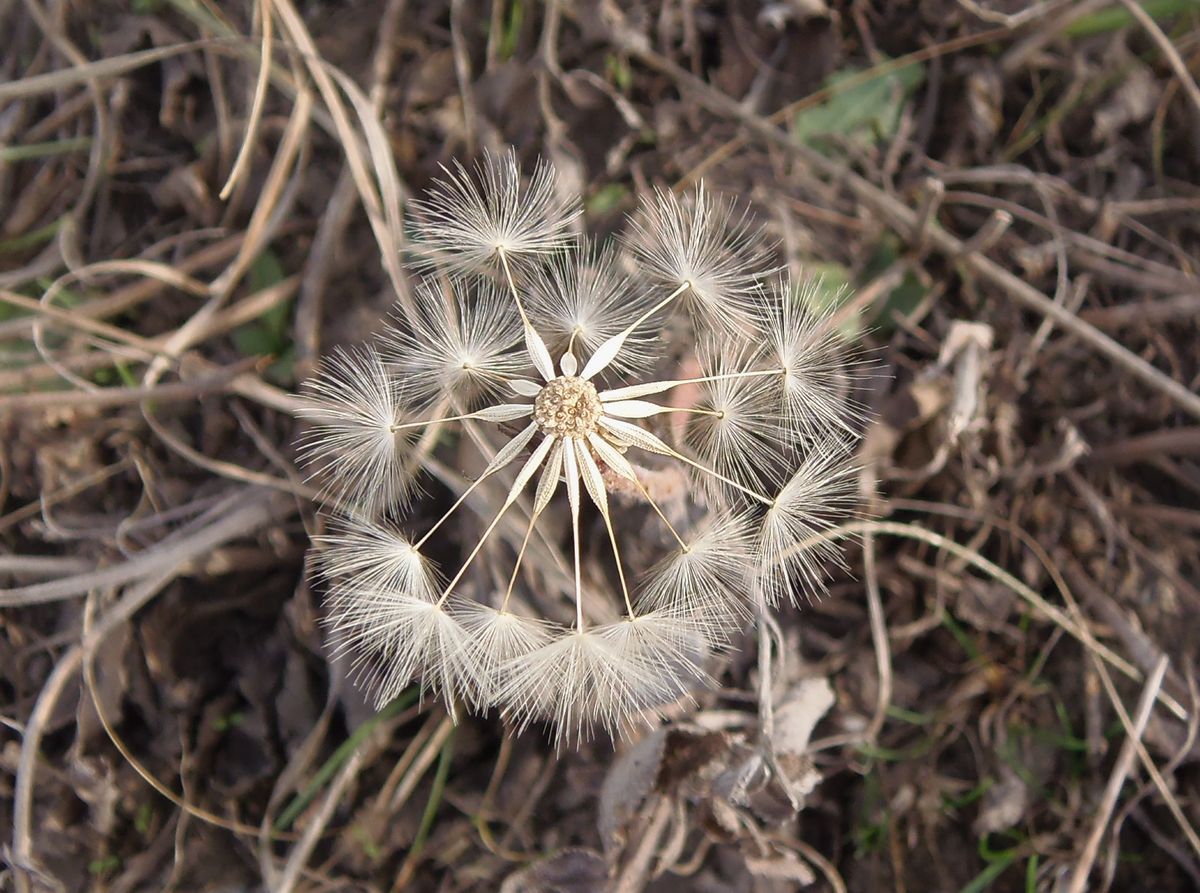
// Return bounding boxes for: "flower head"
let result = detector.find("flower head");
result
[301,153,863,743]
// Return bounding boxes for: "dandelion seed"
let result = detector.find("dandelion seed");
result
[761,275,862,439]
[758,442,861,605]
[527,243,656,376]
[330,588,478,715]
[409,148,580,275]
[315,520,435,598]
[499,626,688,746]
[685,342,790,494]
[298,345,415,517]
[383,278,525,408]
[640,511,756,633]
[596,610,710,709]
[621,184,775,335]
[301,157,863,744]
[456,602,553,707]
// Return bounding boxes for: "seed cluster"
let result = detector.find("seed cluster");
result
[534,376,602,437]
[300,150,861,745]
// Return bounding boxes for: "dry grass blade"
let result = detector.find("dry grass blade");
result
[0,489,286,606]
[616,39,1200,422]
[0,41,211,102]
[219,0,274,200]
[861,530,892,745]
[270,0,413,317]
[274,750,365,893]
[1115,0,1200,120]
[806,520,1190,722]
[1067,655,1169,893]
[10,490,289,893]
[1090,649,1200,865]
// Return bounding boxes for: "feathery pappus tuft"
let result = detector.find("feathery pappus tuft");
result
[685,342,790,494]
[456,602,553,708]
[639,511,756,634]
[314,520,435,598]
[761,275,864,440]
[297,345,416,518]
[758,442,861,606]
[620,184,775,336]
[408,148,580,275]
[383,278,525,409]
[527,243,657,376]
[300,152,865,744]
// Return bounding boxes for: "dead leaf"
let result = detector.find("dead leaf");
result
[500,848,611,893]
[773,677,835,757]
[973,766,1028,835]
[745,848,817,885]
[1093,63,1160,141]
[598,725,729,856]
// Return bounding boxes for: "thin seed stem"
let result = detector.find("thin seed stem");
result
[496,247,532,328]
[500,509,540,612]
[414,424,533,550]
[414,472,490,551]
[570,501,583,632]
[599,508,635,616]
[661,367,785,388]
[666,446,775,506]
[435,503,512,607]
[498,246,555,381]
[434,432,552,605]
[650,405,726,418]
[629,281,689,334]
[630,475,689,551]
[390,408,496,433]
[600,367,785,402]
[563,452,585,633]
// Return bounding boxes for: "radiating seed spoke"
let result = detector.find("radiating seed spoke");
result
[433,432,553,605]
[562,437,585,631]
[600,399,724,420]
[574,439,634,616]
[390,403,532,433]
[598,367,784,402]
[414,423,537,550]
[497,247,555,381]
[580,282,690,380]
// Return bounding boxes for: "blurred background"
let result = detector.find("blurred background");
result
[1,1,1198,890]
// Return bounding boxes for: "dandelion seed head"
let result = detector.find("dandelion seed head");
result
[301,155,864,745]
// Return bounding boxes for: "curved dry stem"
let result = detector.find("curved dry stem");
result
[789,518,1188,723]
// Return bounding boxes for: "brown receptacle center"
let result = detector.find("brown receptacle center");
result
[534,376,602,437]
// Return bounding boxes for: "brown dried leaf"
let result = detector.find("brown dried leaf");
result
[500,848,611,893]
[744,847,817,885]
[598,725,730,856]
